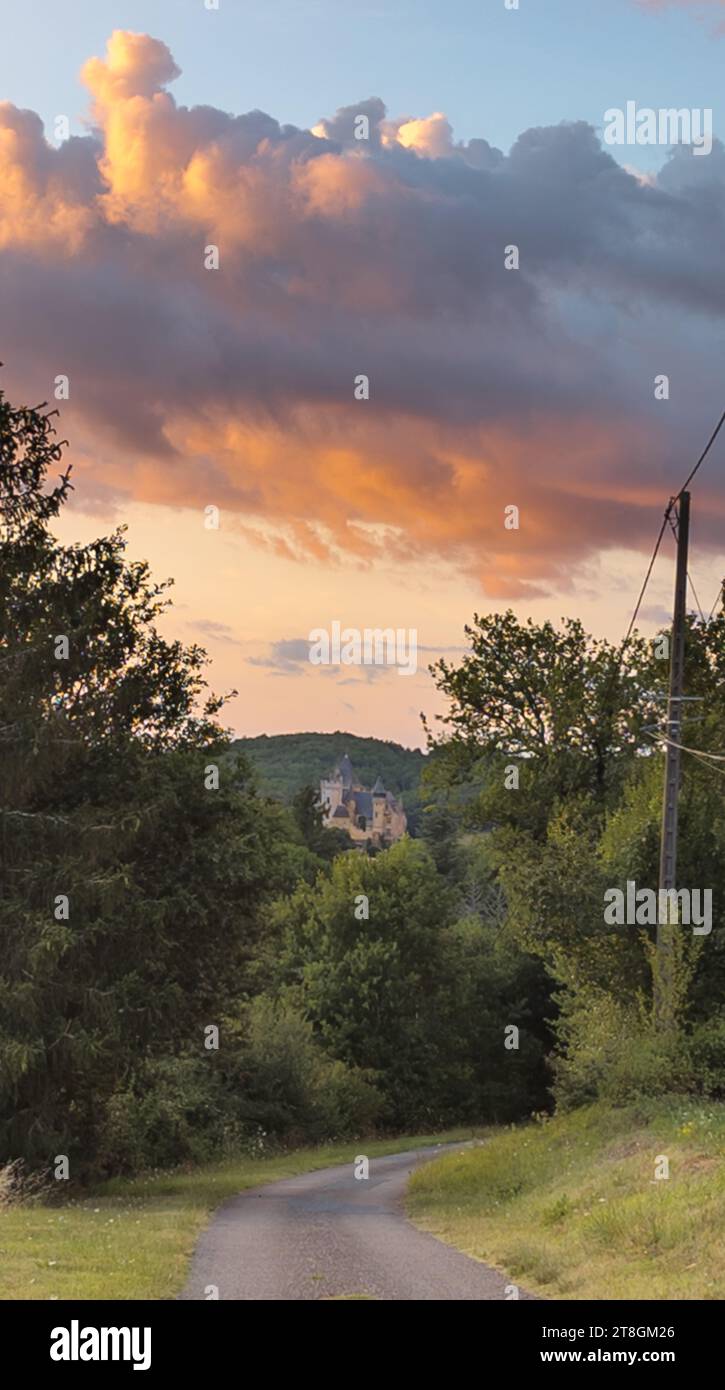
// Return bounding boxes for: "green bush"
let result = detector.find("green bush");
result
[600,1029,694,1106]
[686,1016,725,1098]
[96,1055,239,1175]
[230,997,381,1143]
[552,991,695,1110]
[95,999,382,1175]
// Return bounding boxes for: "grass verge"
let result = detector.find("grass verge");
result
[0,1126,482,1300]
[407,1100,725,1300]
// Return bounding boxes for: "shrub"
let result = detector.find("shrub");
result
[552,991,695,1110]
[78,1000,383,1177]
[96,1055,240,1175]
[229,997,381,1143]
[686,1017,725,1098]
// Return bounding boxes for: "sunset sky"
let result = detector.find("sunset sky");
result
[2,0,725,748]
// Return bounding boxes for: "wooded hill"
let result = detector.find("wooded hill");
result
[231,731,426,802]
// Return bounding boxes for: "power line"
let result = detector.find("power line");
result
[676,408,725,498]
[644,729,725,780]
[661,741,725,780]
[708,582,723,622]
[647,729,725,761]
[689,749,725,779]
[623,509,670,646]
[688,574,706,623]
[676,744,725,780]
[622,406,725,648]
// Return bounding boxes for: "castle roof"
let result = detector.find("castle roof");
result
[372,776,386,795]
[353,791,373,819]
[332,804,350,820]
[337,753,354,787]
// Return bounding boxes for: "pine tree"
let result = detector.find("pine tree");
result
[0,382,284,1171]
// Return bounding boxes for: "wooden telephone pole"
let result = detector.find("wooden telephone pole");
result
[656,489,690,1031]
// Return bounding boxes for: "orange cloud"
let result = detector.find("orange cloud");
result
[2,31,725,598]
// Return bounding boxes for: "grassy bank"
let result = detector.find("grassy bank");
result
[0,1126,482,1300]
[407,1100,725,1300]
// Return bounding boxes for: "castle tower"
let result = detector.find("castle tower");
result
[320,772,342,817]
[321,753,354,823]
[372,776,386,834]
[338,753,354,792]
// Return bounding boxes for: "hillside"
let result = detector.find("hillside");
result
[408,1100,725,1300]
[231,732,426,805]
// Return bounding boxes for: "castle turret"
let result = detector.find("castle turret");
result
[320,769,343,817]
[372,776,386,832]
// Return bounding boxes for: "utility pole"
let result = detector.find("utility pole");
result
[656,489,690,1031]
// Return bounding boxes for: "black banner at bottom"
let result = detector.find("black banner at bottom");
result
[0,1298,714,1375]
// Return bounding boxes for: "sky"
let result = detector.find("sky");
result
[2,0,725,748]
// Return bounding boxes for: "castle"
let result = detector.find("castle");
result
[320,753,407,848]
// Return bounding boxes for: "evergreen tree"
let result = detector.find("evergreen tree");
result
[0,384,286,1170]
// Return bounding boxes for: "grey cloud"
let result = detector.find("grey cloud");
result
[5,44,725,592]
[246,638,312,672]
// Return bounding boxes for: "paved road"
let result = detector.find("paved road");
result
[180,1145,531,1301]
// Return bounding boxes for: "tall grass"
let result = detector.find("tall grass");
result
[408,1100,725,1299]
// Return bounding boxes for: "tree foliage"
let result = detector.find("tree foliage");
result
[0,385,288,1168]
[428,605,725,1102]
[269,838,550,1127]
[426,610,665,832]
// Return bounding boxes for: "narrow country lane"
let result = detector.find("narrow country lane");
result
[180,1145,534,1301]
